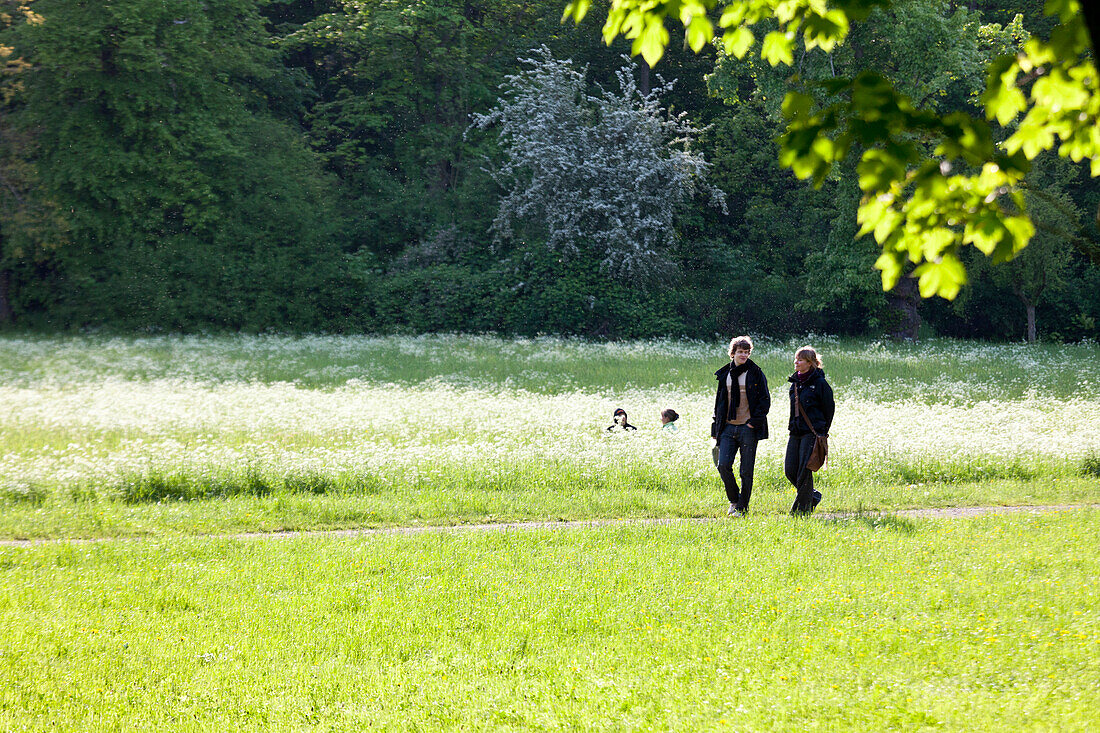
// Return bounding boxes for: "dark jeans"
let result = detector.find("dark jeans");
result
[785,432,819,514]
[717,423,758,511]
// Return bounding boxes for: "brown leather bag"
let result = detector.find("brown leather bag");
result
[795,385,828,471]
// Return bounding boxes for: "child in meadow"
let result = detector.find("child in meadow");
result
[607,408,637,431]
[660,408,679,432]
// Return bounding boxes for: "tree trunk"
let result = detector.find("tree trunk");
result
[0,268,13,326]
[1083,3,1100,59]
[886,276,920,339]
[1091,198,1100,244]
[1014,281,1042,344]
[639,60,650,96]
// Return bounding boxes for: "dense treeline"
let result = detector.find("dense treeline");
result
[0,0,1097,340]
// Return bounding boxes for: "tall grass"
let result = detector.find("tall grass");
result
[0,332,1094,397]
[0,334,1097,538]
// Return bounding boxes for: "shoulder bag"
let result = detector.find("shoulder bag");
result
[795,385,828,471]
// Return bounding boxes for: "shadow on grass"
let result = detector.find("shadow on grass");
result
[0,481,49,506]
[99,469,389,503]
[823,509,918,534]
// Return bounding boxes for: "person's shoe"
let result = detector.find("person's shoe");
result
[811,491,822,510]
[727,502,742,517]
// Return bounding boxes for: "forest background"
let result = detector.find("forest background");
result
[1,0,1098,341]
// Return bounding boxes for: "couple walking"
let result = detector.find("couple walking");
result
[711,336,834,516]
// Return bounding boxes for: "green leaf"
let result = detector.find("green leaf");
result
[602,8,628,43]
[678,0,711,27]
[1043,0,1078,25]
[785,151,822,180]
[685,15,714,54]
[779,124,824,160]
[963,214,1004,256]
[562,0,591,23]
[873,250,904,291]
[619,7,646,40]
[718,5,746,29]
[857,196,887,238]
[872,206,902,244]
[802,9,848,52]
[857,150,906,192]
[779,123,834,184]
[634,17,670,67]
[722,26,754,59]
[761,31,793,66]
[780,91,814,121]
[982,56,1026,126]
[1007,115,1056,159]
[986,81,1027,127]
[1032,68,1092,110]
[1002,214,1035,257]
[919,227,955,261]
[913,256,966,300]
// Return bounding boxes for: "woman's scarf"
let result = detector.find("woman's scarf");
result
[793,368,814,385]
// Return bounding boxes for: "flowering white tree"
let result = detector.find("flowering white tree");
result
[471,47,725,283]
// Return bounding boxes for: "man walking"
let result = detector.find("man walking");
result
[712,336,770,516]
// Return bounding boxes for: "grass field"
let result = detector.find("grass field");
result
[1,334,1099,539]
[2,510,1098,730]
[3,334,1099,729]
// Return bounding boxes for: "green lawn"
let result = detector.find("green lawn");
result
[1,474,1099,541]
[2,510,1097,730]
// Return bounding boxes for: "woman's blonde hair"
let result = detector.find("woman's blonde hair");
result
[795,345,821,369]
[728,335,753,358]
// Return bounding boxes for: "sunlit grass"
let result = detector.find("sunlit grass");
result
[2,334,1096,727]
[1,511,1097,729]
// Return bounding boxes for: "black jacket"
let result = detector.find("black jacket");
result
[712,360,770,440]
[787,368,835,436]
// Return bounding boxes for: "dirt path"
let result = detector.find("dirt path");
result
[2,503,1096,548]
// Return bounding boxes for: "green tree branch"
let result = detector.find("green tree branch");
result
[563,0,1099,300]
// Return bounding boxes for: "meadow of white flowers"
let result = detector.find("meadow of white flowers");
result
[1,334,1097,499]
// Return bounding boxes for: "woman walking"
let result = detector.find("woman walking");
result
[785,346,834,515]
[712,336,770,516]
